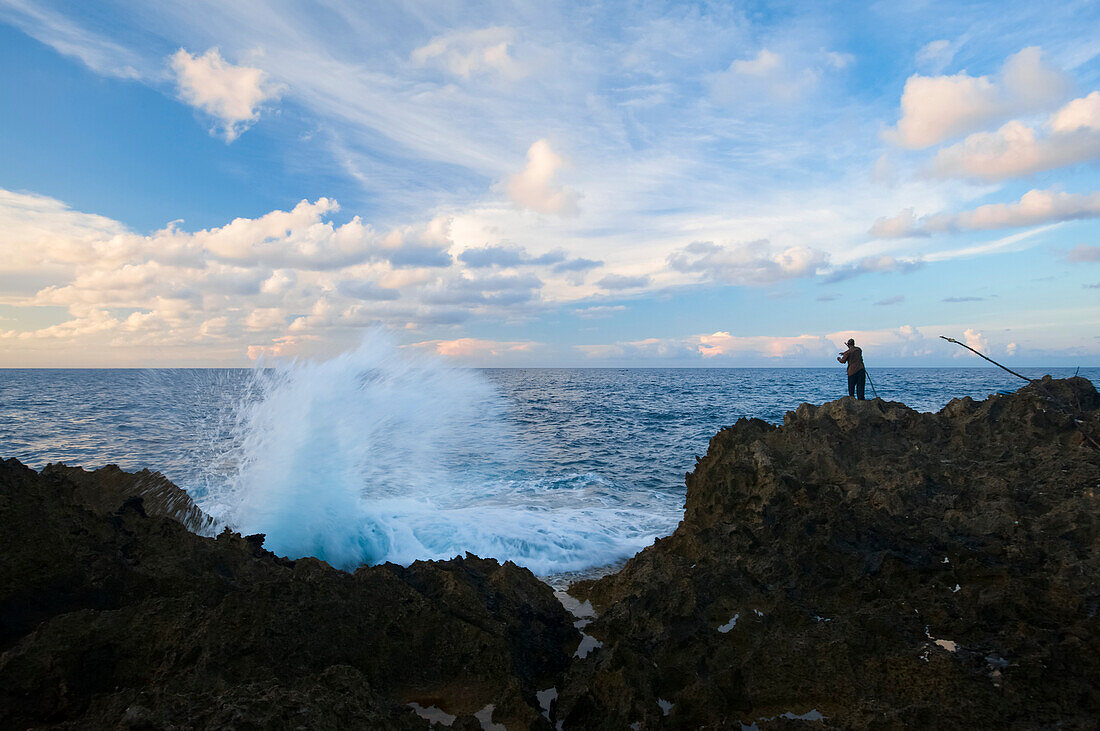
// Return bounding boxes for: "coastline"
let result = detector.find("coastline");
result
[2,376,1097,728]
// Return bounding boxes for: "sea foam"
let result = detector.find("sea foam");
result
[198,333,677,573]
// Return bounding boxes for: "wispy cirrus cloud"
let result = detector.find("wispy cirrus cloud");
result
[411,27,524,81]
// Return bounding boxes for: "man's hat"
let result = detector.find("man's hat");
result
[846,338,855,346]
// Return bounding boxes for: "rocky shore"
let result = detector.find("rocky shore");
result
[2,376,1097,729]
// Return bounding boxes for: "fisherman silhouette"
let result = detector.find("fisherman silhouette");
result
[837,338,866,400]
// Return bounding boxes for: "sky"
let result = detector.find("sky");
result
[0,0,1098,367]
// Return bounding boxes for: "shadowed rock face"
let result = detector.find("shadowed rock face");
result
[0,460,577,729]
[560,377,1100,729]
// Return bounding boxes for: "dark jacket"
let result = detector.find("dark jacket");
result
[839,346,864,376]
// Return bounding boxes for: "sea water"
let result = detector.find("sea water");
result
[0,338,1094,578]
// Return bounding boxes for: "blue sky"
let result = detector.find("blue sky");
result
[0,0,1098,366]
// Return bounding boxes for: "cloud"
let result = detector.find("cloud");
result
[872,189,1100,238]
[407,337,537,358]
[573,305,626,319]
[507,139,579,216]
[931,92,1100,181]
[886,47,1073,149]
[962,327,988,354]
[458,244,565,268]
[420,272,542,306]
[710,48,840,103]
[170,48,282,141]
[1050,91,1100,133]
[337,280,400,301]
[667,240,827,285]
[1068,243,1100,262]
[596,273,650,290]
[552,257,602,272]
[411,27,524,80]
[942,296,985,302]
[0,188,492,358]
[874,295,905,306]
[915,40,955,73]
[825,255,922,282]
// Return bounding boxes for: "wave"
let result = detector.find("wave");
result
[197,332,679,573]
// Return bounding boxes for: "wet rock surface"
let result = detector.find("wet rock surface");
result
[0,460,576,729]
[2,377,1098,729]
[559,376,1100,728]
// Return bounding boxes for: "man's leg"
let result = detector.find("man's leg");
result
[848,372,856,397]
[857,369,866,400]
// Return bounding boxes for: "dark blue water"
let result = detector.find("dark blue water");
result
[1,365,1093,576]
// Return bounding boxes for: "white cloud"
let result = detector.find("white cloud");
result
[411,27,524,81]
[1050,91,1100,132]
[507,139,579,216]
[711,48,822,102]
[667,240,827,285]
[574,325,951,363]
[170,48,282,141]
[915,40,955,73]
[931,92,1100,180]
[406,337,537,359]
[869,209,924,239]
[887,47,1073,149]
[962,327,989,354]
[872,189,1100,237]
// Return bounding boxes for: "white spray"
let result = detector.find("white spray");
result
[199,332,678,573]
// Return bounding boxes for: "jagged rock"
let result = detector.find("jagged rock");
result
[559,377,1100,729]
[0,459,576,729]
[41,462,215,534]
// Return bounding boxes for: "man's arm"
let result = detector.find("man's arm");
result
[838,348,851,363]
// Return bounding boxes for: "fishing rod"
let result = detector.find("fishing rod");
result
[865,368,880,399]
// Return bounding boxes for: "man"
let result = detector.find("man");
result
[838,338,866,400]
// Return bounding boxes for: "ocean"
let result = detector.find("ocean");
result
[1,343,1094,582]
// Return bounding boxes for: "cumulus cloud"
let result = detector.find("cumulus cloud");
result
[507,139,579,216]
[407,337,537,358]
[886,47,1072,149]
[170,48,282,141]
[411,27,524,80]
[667,240,827,285]
[931,92,1100,180]
[872,189,1100,238]
[420,272,542,306]
[552,257,602,273]
[0,189,487,358]
[825,255,922,282]
[458,244,565,268]
[962,327,989,354]
[596,273,649,290]
[337,280,400,300]
[1068,243,1100,262]
[875,295,905,306]
[573,323,1026,365]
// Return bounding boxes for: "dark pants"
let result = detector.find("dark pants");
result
[848,369,866,400]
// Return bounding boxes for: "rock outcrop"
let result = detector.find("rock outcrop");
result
[0,460,577,729]
[558,376,1100,728]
